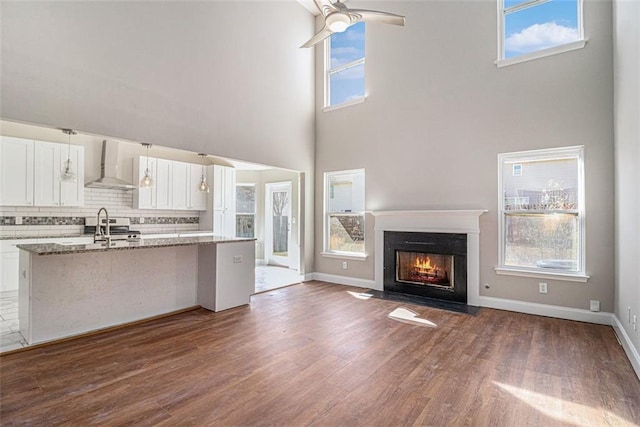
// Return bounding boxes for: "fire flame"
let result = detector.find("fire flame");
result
[415,256,434,271]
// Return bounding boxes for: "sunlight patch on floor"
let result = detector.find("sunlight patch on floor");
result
[347,291,373,300]
[494,381,636,426]
[388,307,437,327]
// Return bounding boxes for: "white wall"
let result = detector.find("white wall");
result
[314,0,615,311]
[613,0,640,365]
[0,1,316,273]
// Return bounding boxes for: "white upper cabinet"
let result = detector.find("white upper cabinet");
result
[134,156,209,211]
[189,164,207,211]
[59,144,85,207]
[0,136,34,206]
[213,165,236,236]
[155,158,173,210]
[134,156,157,209]
[1,136,83,207]
[33,140,84,207]
[33,141,61,206]
[172,161,189,210]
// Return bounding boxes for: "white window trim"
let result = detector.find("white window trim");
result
[324,29,366,110]
[324,168,366,257]
[321,251,368,261]
[496,0,586,67]
[323,95,366,113]
[235,183,256,238]
[497,146,587,282]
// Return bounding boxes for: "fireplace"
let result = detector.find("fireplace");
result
[384,231,468,303]
[395,252,453,289]
[372,210,485,307]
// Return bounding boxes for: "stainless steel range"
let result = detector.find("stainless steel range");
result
[84,217,141,241]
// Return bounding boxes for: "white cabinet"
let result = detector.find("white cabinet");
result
[33,141,60,206]
[155,159,173,210]
[174,162,207,210]
[213,165,236,236]
[134,156,157,209]
[134,156,175,210]
[0,136,34,206]
[197,241,255,312]
[33,141,84,207]
[0,136,84,207]
[59,144,85,207]
[189,164,208,211]
[172,161,190,210]
[134,156,208,211]
[1,239,38,292]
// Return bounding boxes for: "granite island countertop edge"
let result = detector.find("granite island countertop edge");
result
[17,236,256,256]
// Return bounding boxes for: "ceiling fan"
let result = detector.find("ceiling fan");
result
[301,0,405,48]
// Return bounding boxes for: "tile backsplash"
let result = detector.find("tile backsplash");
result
[0,188,202,238]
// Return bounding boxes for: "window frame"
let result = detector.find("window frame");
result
[324,25,366,111]
[496,146,589,282]
[322,169,366,259]
[496,0,586,68]
[235,183,256,239]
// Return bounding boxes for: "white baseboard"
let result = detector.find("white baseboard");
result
[312,273,375,289]
[255,259,266,266]
[478,296,613,325]
[612,315,640,380]
[302,273,315,282]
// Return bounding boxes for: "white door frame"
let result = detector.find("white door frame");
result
[265,181,292,267]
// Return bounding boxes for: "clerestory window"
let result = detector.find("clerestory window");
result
[325,22,365,110]
[497,0,586,67]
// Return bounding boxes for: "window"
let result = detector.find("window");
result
[324,169,365,255]
[325,22,365,109]
[497,0,585,66]
[497,146,587,281]
[236,184,256,238]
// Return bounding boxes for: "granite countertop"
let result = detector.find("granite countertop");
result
[0,234,86,241]
[17,236,256,255]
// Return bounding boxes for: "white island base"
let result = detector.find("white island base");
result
[19,240,255,345]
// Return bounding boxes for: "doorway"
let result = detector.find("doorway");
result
[265,181,292,267]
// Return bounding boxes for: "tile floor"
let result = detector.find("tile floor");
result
[0,290,28,353]
[0,266,303,353]
[254,265,303,293]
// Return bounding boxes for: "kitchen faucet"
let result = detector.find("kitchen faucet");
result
[95,207,111,244]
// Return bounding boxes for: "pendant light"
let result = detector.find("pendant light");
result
[139,143,154,188]
[197,153,210,193]
[60,129,77,182]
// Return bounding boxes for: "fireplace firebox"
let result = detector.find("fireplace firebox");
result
[384,231,467,303]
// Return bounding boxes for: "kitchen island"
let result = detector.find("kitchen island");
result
[17,236,255,345]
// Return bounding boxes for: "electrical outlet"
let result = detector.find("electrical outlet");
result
[15,216,22,225]
[342,261,348,270]
[590,300,600,312]
[233,255,242,263]
[139,217,145,224]
[539,282,548,294]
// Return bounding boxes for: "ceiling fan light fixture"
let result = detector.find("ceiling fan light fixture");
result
[326,12,351,32]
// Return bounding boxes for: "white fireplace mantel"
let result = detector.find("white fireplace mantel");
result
[371,210,487,306]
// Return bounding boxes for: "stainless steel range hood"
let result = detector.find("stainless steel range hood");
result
[85,140,136,190]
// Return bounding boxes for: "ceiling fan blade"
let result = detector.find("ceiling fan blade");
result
[301,26,333,48]
[313,0,338,17]
[348,9,406,27]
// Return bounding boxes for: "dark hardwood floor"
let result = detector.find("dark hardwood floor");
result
[1,281,639,426]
